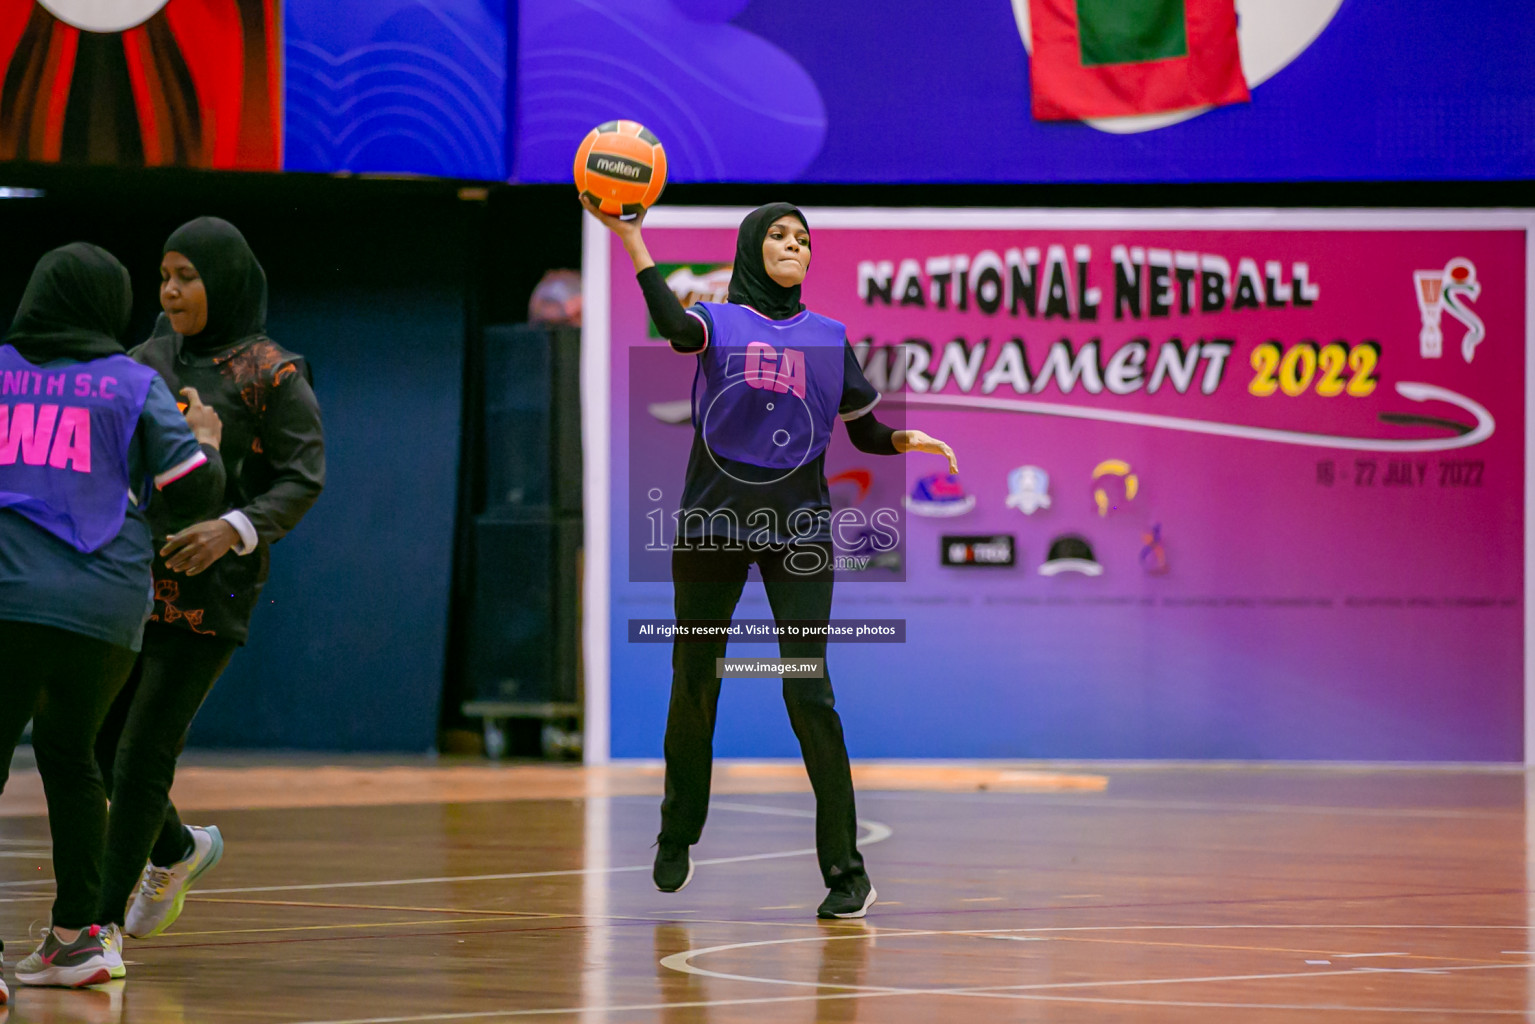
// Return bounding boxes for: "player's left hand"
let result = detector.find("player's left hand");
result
[895,430,959,474]
[161,519,240,575]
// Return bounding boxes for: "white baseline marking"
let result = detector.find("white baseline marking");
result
[662,928,1533,1002]
[287,959,1535,1024]
[0,802,891,902]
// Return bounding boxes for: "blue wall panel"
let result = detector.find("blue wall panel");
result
[285,0,507,180]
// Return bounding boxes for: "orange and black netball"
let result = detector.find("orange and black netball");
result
[573,120,667,218]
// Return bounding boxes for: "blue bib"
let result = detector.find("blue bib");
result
[690,302,846,471]
[0,346,158,553]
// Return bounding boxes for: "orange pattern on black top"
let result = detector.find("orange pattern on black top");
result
[151,579,215,634]
[216,338,297,419]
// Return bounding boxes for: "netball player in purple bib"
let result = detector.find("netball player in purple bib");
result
[585,198,957,918]
[0,244,226,990]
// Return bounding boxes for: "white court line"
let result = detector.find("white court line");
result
[287,992,872,1024]
[0,802,893,903]
[286,961,1535,1024]
[661,928,1534,998]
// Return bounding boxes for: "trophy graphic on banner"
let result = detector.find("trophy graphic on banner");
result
[1414,257,1485,362]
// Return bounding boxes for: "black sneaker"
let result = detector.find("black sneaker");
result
[817,875,876,919]
[653,841,694,893]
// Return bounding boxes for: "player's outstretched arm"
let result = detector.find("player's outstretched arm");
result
[894,429,959,475]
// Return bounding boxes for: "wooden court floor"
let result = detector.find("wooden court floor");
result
[0,760,1530,1023]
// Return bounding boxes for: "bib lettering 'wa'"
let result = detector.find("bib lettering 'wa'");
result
[0,345,157,552]
[690,303,847,471]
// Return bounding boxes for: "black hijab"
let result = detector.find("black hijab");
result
[5,242,131,365]
[162,216,267,355]
[727,203,808,320]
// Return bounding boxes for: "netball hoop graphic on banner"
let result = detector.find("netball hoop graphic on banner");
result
[1415,258,1486,362]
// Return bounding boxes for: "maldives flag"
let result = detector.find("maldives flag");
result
[1028,0,1249,121]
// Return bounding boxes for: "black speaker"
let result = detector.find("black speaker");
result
[482,325,582,514]
[466,514,581,705]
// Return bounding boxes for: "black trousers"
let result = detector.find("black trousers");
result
[94,622,236,926]
[660,542,866,887]
[0,620,138,928]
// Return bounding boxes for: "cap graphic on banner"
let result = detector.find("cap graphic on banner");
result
[1091,459,1139,516]
[1414,258,1485,363]
[1039,534,1103,576]
[1005,465,1052,514]
[905,473,976,517]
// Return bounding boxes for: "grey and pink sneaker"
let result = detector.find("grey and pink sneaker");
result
[2,937,9,1003]
[15,925,113,988]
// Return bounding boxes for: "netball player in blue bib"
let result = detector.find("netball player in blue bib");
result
[585,199,956,918]
[0,244,225,990]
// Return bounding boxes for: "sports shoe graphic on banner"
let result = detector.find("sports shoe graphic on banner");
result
[1414,258,1485,362]
[1005,465,1051,514]
[905,473,976,517]
[1039,534,1103,576]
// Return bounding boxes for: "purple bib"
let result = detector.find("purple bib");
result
[691,302,846,471]
[0,346,157,553]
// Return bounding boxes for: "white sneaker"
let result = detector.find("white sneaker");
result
[102,924,125,980]
[124,826,224,939]
[15,926,113,988]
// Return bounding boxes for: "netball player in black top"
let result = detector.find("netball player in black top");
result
[92,217,325,940]
[585,197,957,918]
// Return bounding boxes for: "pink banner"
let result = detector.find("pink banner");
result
[601,210,1531,761]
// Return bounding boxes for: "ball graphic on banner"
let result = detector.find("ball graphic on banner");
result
[573,121,668,219]
[38,0,171,32]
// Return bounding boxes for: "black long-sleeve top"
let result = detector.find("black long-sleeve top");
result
[132,328,325,643]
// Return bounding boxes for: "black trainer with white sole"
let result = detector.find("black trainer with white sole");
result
[653,841,694,892]
[817,875,876,919]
